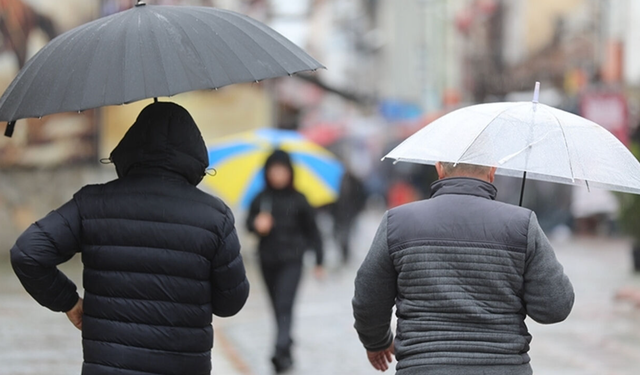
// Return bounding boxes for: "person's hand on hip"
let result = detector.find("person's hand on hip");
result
[66,297,83,330]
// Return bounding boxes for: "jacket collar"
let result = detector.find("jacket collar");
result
[430,177,497,200]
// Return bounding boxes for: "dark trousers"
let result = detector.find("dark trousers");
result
[260,259,303,355]
[334,219,354,262]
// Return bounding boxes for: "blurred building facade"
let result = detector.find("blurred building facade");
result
[2,0,640,252]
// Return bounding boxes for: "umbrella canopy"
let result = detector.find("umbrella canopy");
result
[384,88,640,196]
[204,128,344,208]
[0,2,323,136]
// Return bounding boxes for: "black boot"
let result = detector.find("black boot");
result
[271,347,293,373]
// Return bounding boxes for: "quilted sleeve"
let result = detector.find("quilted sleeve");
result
[10,199,82,312]
[352,212,397,351]
[210,205,250,317]
[522,212,574,324]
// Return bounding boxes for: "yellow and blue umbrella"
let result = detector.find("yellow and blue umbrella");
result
[204,128,344,208]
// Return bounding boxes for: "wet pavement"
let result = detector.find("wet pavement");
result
[2,209,640,374]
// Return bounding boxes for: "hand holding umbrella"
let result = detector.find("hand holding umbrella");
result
[254,212,274,236]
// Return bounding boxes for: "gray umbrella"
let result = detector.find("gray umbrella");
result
[0,2,324,137]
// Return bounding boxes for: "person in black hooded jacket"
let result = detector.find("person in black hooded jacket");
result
[10,102,250,375]
[246,149,324,373]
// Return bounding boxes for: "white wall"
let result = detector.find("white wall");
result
[502,0,527,66]
[624,0,640,85]
[376,0,468,110]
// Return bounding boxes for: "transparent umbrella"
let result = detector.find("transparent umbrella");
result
[384,83,640,204]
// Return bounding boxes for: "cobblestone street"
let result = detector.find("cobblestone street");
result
[2,210,640,374]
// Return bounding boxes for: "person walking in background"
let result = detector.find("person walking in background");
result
[352,162,574,374]
[246,149,324,373]
[332,168,367,264]
[10,102,250,375]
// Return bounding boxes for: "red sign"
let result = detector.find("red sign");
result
[580,92,628,145]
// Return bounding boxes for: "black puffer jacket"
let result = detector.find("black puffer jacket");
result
[246,150,323,265]
[11,102,249,375]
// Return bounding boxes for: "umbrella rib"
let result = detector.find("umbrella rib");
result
[186,9,259,83]
[166,10,230,89]
[134,18,149,101]
[0,48,53,119]
[79,15,125,109]
[223,19,300,76]
[198,8,310,78]
[149,21,174,96]
[202,12,265,81]
[138,10,172,98]
[0,12,114,119]
[456,103,529,165]
[227,11,324,71]
[547,108,577,182]
[64,27,107,111]
[3,26,83,119]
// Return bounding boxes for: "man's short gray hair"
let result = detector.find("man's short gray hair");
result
[439,162,492,177]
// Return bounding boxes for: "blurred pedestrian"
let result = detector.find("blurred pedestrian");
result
[246,149,324,373]
[332,169,366,263]
[10,102,250,375]
[352,162,574,374]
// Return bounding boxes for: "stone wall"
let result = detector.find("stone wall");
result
[0,165,116,260]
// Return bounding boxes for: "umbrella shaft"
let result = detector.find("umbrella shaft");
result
[519,171,527,207]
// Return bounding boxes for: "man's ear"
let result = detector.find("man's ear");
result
[487,166,497,183]
[435,162,446,180]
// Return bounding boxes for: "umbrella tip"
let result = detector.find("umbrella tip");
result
[532,81,540,103]
[4,121,16,138]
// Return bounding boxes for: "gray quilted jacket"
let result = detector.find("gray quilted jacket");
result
[352,177,574,375]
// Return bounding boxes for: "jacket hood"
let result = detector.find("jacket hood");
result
[110,102,208,186]
[264,149,294,190]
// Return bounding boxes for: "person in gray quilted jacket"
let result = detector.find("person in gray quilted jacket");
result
[352,162,574,375]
